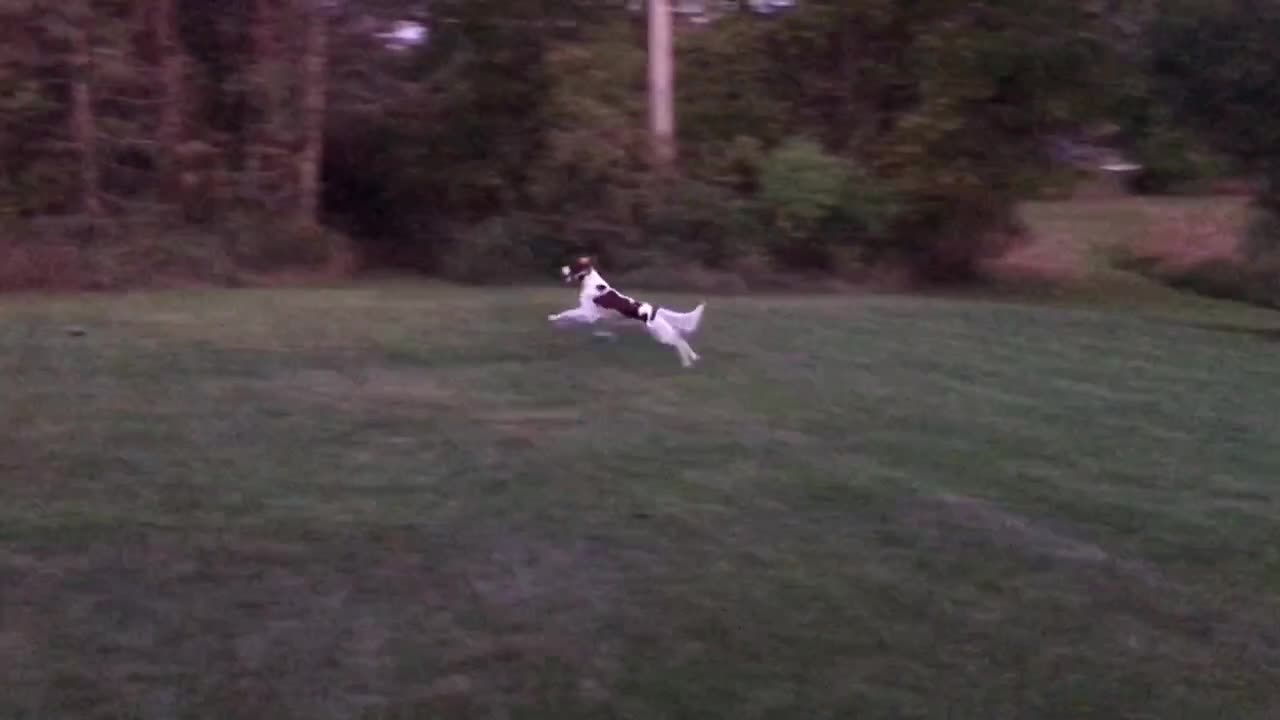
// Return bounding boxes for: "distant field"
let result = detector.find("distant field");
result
[3,278,1279,718]
[994,194,1250,286]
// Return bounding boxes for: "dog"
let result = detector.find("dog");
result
[548,256,705,367]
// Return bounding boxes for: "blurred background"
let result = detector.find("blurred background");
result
[2,0,1278,300]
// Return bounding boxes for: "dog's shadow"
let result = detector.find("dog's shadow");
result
[545,329,701,376]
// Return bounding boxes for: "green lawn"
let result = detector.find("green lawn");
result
[2,280,1279,719]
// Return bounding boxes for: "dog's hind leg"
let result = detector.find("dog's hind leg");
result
[672,339,697,368]
[678,341,699,367]
[649,319,698,367]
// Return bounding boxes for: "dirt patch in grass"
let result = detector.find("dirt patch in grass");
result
[907,492,1115,565]
[475,409,582,424]
[263,368,584,445]
[1092,197,1280,310]
[1125,197,1250,271]
[1184,321,1280,343]
[280,367,458,406]
[983,232,1088,284]
[475,409,584,443]
[990,196,1252,289]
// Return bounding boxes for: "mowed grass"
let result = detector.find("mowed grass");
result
[3,280,1280,719]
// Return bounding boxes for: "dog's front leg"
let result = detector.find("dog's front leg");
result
[548,306,597,324]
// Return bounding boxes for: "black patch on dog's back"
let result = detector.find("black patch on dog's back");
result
[593,289,647,321]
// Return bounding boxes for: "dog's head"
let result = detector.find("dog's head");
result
[561,255,594,284]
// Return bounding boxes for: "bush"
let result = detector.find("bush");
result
[1110,211,1280,310]
[757,137,848,268]
[757,136,902,269]
[0,221,95,291]
[220,214,353,275]
[1161,259,1280,309]
[1240,207,1280,264]
[759,138,849,230]
[823,163,904,252]
[890,189,1030,283]
[1128,127,1228,195]
[0,214,353,292]
[439,216,539,285]
[642,177,762,269]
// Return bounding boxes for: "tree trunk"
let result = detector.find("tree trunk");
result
[69,5,101,220]
[246,0,277,205]
[1260,161,1280,215]
[297,1,328,225]
[155,0,183,197]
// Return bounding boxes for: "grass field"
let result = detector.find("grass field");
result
[4,208,1280,717]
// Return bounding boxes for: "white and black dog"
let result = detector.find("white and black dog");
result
[548,256,705,367]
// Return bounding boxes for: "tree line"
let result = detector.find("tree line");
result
[1,0,1278,290]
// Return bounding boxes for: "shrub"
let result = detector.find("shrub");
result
[890,189,1029,283]
[439,216,539,285]
[97,224,237,288]
[642,177,762,269]
[0,224,94,291]
[1128,127,1228,195]
[757,136,903,269]
[1161,259,1280,309]
[759,138,849,230]
[0,214,353,292]
[1109,209,1280,311]
[1239,207,1280,264]
[823,163,905,253]
[220,214,353,275]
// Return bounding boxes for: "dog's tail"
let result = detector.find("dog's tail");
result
[658,303,705,336]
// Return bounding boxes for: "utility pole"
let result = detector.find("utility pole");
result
[648,0,675,168]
